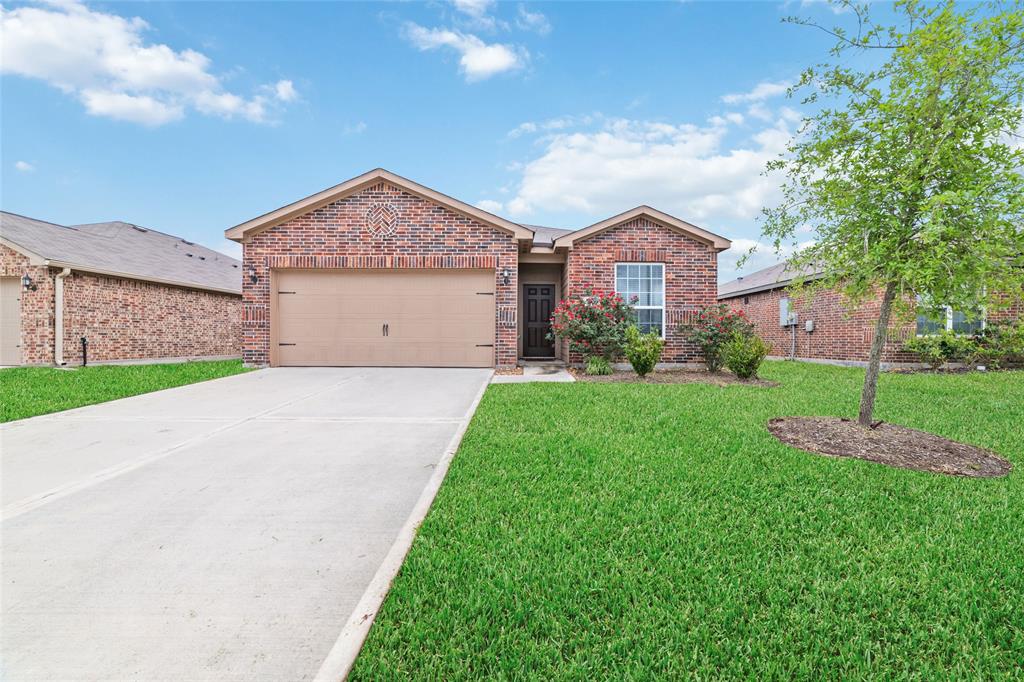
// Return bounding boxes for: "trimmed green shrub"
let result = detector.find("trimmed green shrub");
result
[585,355,612,376]
[722,334,769,380]
[972,320,1024,369]
[904,331,979,370]
[624,326,664,377]
[680,305,754,372]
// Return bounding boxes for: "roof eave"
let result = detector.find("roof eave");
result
[552,206,731,251]
[225,169,534,242]
[44,259,242,296]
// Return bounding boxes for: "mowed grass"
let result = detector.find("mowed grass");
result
[352,362,1024,680]
[0,360,248,422]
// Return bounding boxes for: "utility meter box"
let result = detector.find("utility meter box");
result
[805,319,815,333]
[779,298,798,327]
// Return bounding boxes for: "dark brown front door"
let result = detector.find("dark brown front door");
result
[523,284,556,357]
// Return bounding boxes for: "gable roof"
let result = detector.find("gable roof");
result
[225,168,535,242]
[551,206,731,251]
[522,224,575,248]
[718,260,823,299]
[1,211,242,294]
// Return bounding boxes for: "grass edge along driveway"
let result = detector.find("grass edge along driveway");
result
[0,359,248,422]
[351,361,1023,680]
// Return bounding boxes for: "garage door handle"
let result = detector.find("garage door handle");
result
[382,323,389,337]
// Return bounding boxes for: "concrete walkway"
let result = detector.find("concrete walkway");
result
[1,367,491,681]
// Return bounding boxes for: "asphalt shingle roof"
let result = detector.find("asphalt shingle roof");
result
[521,224,576,247]
[0,212,241,294]
[718,261,822,299]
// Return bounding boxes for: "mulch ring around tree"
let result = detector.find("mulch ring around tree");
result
[570,368,777,387]
[768,417,1012,478]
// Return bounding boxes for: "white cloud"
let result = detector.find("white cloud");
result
[516,5,551,35]
[273,80,298,102]
[476,199,504,213]
[0,1,294,126]
[507,114,596,138]
[500,114,794,226]
[403,23,526,81]
[722,80,791,104]
[449,0,504,30]
[14,160,36,173]
[342,121,368,135]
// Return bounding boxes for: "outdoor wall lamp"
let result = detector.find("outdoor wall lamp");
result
[21,273,37,291]
[247,266,258,285]
[500,267,511,285]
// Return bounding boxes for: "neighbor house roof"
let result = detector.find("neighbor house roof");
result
[0,211,242,294]
[718,260,823,299]
[225,168,535,242]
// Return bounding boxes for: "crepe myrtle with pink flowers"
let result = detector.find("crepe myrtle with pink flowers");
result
[549,288,636,364]
[680,304,754,372]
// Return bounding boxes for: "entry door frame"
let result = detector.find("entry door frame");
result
[521,281,558,359]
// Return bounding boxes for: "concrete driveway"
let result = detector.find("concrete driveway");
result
[1,367,491,681]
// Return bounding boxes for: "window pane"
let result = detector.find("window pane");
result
[616,264,628,280]
[951,309,983,335]
[628,265,639,278]
[916,313,944,336]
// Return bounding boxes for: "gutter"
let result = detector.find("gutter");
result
[54,267,71,366]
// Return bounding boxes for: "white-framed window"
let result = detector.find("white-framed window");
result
[615,263,664,337]
[915,300,985,336]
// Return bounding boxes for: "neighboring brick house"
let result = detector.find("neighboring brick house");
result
[225,168,731,369]
[1,212,242,366]
[718,261,1023,366]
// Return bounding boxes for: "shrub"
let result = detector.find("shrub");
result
[550,289,635,364]
[722,333,769,380]
[972,320,1024,369]
[680,305,754,372]
[585,355,612,376]
[904,331,979,370]
[624,326,664,377]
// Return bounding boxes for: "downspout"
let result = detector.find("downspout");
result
[54,267,71,366]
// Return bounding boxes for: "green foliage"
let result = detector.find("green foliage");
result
[723,334,770,379]
[549,289,635,361]
[0,360,248,422]
[680,304,754,372]
[584,355,612,376]
[623,325,665,377]
[352,362,1024,679]
[904,331,979,370]
[971,320,1024,368]
[758,0,1024,423]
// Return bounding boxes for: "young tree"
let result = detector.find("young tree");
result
[761,0,1024,425]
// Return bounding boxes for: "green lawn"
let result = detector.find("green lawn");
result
[352,361,1024,680]
[0,360,249,422]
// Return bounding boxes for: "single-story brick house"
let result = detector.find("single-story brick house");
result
[225,168,731,369]
[1,212,242,366]
[719,261,1023,366]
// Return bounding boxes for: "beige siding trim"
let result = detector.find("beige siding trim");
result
[552,206,731,251]
[226,169,534,242]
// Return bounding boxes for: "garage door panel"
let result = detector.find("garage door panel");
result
[274,269,495,367]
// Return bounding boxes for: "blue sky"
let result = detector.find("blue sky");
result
[3,0,858,280]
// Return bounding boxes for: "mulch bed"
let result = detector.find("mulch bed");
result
[570,368,777,387]
[494,367,524,376]
[768,416,1012,478]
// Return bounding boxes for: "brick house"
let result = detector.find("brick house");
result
[718,261,1023,366]
[1,212,242,366]
[225,168,731,369]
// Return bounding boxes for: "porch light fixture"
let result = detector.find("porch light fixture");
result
[500,267,511,285]
[247,265,258,285]
[21,273,37,291]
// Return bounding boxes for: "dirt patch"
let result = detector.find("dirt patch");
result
[570,368,777,387]
[768,417,1012,478]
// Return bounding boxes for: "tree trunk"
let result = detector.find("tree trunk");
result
[858,281,898,426]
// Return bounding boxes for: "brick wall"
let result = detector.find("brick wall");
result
[2,243,241,366]
[565,217,719,364]
[722,286,924,364]
[241,181,520,367]
[62,272,240,364]
[1,244,53,365]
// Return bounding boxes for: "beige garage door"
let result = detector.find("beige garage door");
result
[1,277,21,366]
[274,269,495,367]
